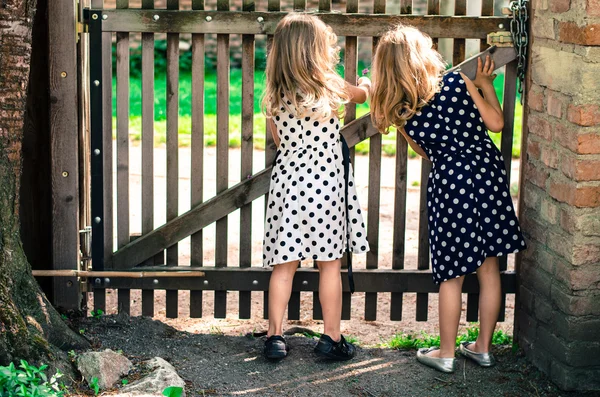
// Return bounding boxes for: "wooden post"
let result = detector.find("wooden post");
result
[49,0,81,310]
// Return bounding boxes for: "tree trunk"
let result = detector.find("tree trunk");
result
[0,0,89,366]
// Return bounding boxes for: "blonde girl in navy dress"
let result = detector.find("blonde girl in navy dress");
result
[370,25,526,373]
[261,14,370,361]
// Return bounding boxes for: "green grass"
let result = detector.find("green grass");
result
[384,325,513,350]
[114,68,522,158]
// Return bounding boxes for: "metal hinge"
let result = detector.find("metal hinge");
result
[487,31,514,47]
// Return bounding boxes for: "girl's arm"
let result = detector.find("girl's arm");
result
[398,128,430,161]
[268,118,280,147]
[347,77,371,104]
[460,56,504,133]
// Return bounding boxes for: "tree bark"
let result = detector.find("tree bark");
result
[0,0,89,366]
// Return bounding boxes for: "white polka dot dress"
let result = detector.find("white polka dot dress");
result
[263,100,369,266]
[405,72,527,284]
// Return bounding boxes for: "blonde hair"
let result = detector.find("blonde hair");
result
[262,13,349,120]
[370,25,446,133]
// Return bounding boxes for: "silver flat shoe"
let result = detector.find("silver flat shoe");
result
[416,347,457,373]
[459,342,496,367]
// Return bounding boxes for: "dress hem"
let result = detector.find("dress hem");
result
[264,248,370,267]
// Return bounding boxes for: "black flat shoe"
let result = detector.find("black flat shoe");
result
[314,334,356,361]
[264,335,289,361]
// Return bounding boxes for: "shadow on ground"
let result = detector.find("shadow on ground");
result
[76,316,588,397]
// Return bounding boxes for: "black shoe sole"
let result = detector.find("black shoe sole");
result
[265,349,288,361]
[314,348,355,361]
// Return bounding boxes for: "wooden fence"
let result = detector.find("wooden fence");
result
[85,0,519,322]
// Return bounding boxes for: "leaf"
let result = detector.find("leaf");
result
[162,386,184,397]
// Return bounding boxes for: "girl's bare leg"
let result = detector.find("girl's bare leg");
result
[317,259,343,342]
[267,261,300,337]
[428,276,465,358]
[474,256,501,352]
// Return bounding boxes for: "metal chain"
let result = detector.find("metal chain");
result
[509,0,529,101]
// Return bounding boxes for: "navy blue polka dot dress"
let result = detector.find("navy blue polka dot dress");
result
[405,72,527,284]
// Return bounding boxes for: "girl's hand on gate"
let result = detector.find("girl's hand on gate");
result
[472,55,496,89]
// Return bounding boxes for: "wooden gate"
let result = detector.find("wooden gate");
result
[85,0,520,322]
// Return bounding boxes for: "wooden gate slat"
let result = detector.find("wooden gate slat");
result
[497,60,518,322]
[453,0,466,67]
[166,0,180,319]
[415,0,440,322]
[391,134,408,321]
[116,0,131,316]
[481,0,494,51]
[214,0,230,319]
[341,0,358,321]
[264,0,280,320]
[364,0,386,322]
[239,0,255,320]
[390,0,411,322]
[141,0,156,318]
[98,10,508,39]
[190,0,205,319]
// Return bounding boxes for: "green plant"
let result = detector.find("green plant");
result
[89,377,100,396]
[60,314,68,321]
[91,309,104,319]
[345,335,360,345]
[411,180,420,187]
[79,329,85,335]
[163,386,184,397]
[0,361,65,397]
[122,379,129,386]
[67,350,76,360]
[385,326,513,351]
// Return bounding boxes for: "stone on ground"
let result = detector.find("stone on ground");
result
[76,349,133,390]
[118,357,186,396]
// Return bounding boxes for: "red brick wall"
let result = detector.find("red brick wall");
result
[517,0,600,390]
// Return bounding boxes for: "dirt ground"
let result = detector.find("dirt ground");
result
[70,316,592,397]
[90,145,520,343]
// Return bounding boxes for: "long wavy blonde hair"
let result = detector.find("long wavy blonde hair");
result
[262,13,349,120]
[370,25,446,133]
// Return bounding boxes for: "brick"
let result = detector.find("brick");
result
[535,297,555,324]
[528,114,552,140]
[549,179,600,207]
[580,212,600,236]
[532,46,600,103]
[560,207,578,233]
[535,0,549,10]
[519,284,537,313]
[567,104,600,127]
[528,139,541,160]
[533,17,556,40]
[554,315,600,342]
[578,133,600,154]
[546,229,573,261]
[559,22,600,46]
[556,259,600,290]
[553,121,579,152]
[561,156,600,181]
[525,162,550,189]
[528,88,545,112]
[516,310,538,346]
[549,0,571,12]
[530,340,554,375]
[523,182,542,209]
[522,260,554,298]
[540,197,559,224]
[572,243,600,266]
[546,91,566,119]
[551,282,600,316]
[540,147,559,169]
[536,0,549,10]
[588,0,600,16]
[522,210,550,244]
[550,359,600,391]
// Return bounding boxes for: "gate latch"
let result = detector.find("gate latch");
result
[487,32,514,47]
